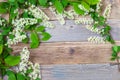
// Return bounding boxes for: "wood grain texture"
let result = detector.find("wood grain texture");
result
[41,64,120,80]
[0,0,120,19]
[46,19,120,42]
[12,42,120,65]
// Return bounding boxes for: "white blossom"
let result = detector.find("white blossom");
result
[29,5,49,21]
[103,4,112,18]
[40,21,54,28]
[96,0,102,12]
[29,5,55,28]
[75,18,93,25]
[88,36,106,44]
[16,47,41,80]
[49,7,65,25]
[0,18,5,26]
[7,18,38,46]
[29,63,41,80]
[63,10,75,20]
[85,25,102,34]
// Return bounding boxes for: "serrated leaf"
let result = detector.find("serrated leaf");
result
[38,0,47,6]
[30,31,39,48]
[54,0,64,13]
[6,70,16,80]
[5,55,20,66]
[73,3,85,15]
[42,32,51,41]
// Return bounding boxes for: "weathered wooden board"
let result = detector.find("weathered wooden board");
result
[46,19,120,42]
[41,64,120,80]
[0,0,120,19]
[12,42,120,64]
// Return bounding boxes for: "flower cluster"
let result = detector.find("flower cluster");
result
[28,5,54,28]
[64,9,76,20]
[75,18,93,25]
[18,47,30,73]
[12,18,38,29]
[7,18,38,46]
[85,25,102,34]
[88,36,106,43]
[96,0,102,12]
[49,7,65,25]
[40,21,54,28]
[103,4,112,18]
[17,47,41,80]
[29,5,49,21]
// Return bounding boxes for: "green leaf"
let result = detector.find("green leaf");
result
[10,6,18,21]
[23,11,29,18]
[42,32,51,41]
[30,31,39,48]
[54,0,64,13]
[61,0,68,8]
[110,57,116,61]
[8,0,15,3]
[111,52,117,57]
[38,0,47,6]
[0,44,3,55]
[73,3,85,15]
[35,78,41,80]
[26,69,33,74]
[6,70,16,80]
[85,0,100,5]
[17,73,25,80]
[81,1,90,11]
[35,26,45,32]
[22,38,29,43]
[0,8,7,13]
[0,2,9,13]
[18,0,25,3]
[5,55,20,66]
[29,0,37,5]
[112,45,120,53]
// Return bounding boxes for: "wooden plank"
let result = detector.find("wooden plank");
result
[41,64,120,80]
[46,19,120,42]
[0,0,120,19]
[12,42,120,64]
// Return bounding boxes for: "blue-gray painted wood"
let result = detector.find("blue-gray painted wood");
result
[45,19,120,42]
[41,64,120,80]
